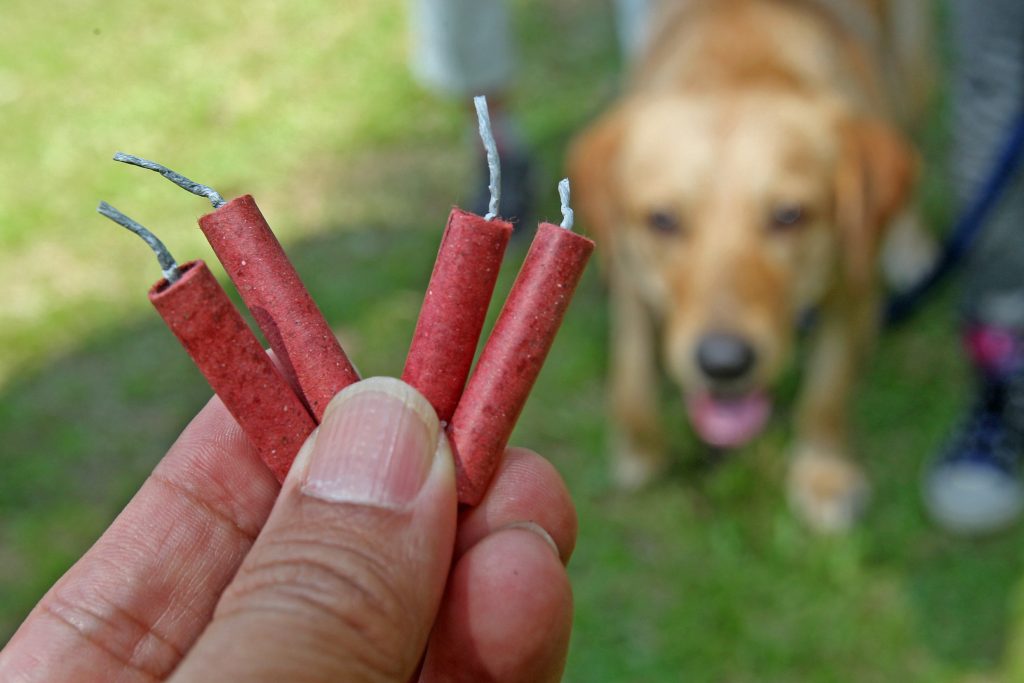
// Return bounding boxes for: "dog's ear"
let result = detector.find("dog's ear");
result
[567,105,628,262]
[835,117,917,290]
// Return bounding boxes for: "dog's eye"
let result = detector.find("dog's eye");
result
[770,204,806,229]
[646,210,682,236]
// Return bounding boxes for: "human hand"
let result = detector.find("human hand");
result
[0,377,577,681]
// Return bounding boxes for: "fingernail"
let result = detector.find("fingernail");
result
[498,521,562,562]
[302,377,440,509]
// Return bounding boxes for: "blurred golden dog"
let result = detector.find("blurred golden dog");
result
[569,0,934,531]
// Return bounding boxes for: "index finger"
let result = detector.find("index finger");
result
[0,395,280,682]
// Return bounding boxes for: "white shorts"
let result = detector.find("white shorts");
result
[409,0,655,96]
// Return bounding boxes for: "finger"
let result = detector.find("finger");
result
[0,396,280,682]
[172,377,457,683]
[455,447,578,564]
[419,446,577,682]
[420,526,574,683]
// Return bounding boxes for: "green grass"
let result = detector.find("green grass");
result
[2,1,1021,680]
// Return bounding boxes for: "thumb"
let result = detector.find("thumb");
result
[171,377,457,683]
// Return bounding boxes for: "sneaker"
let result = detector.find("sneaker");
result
[924,379,1024,535]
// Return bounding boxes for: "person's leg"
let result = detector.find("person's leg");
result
[924,0,1024,535]
[954,1,1024,316]
[408,0,534,224]
[409,1,661,224]
[409,0,515,98]
[614,0,656,61]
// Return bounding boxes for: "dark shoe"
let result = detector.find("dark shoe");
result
[470,146,534,232]
[924,386,1024,535]
[924,325,1024,535]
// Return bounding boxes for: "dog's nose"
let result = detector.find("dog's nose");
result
[696,333,756,382]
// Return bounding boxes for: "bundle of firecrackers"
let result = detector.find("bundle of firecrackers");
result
[100,97,593,506]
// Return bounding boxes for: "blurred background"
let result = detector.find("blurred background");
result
[2,0,1023,680]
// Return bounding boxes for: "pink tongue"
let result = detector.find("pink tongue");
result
[686,390,772,448]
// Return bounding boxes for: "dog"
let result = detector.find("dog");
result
[568,0,934,532]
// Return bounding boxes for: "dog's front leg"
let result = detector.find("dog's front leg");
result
[789,296,875,532]
[608,266,667,490]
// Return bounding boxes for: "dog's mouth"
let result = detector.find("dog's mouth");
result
[686,389,772,448]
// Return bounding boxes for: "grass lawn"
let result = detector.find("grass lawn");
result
[3,1,1023,680]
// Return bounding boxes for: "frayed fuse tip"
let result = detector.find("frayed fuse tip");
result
[113,152,226,209]
[558,178,574,230]
[98,201,181,283]
[473,96,501,221]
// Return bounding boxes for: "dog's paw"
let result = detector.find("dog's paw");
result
[610,433,666,491]
[787,449,870,533]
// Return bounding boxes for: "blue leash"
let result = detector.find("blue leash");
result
[884,109,1024,327]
